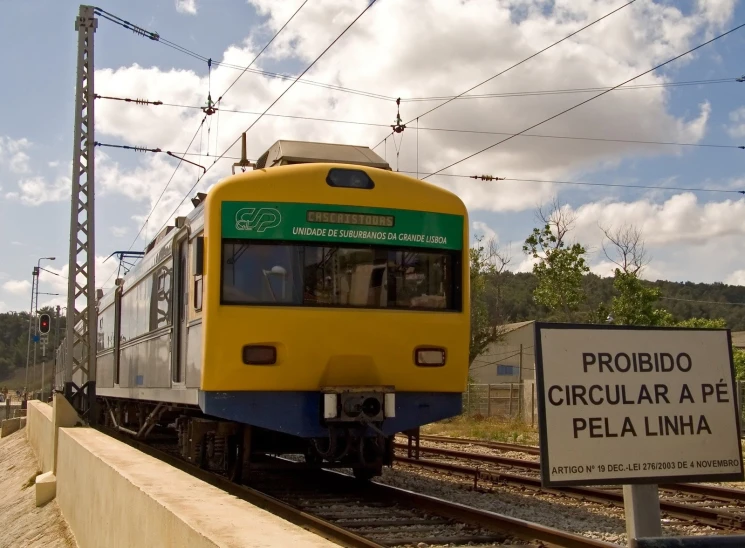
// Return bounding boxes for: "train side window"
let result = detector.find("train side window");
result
[194,277,203,311]
[194,236,204,276]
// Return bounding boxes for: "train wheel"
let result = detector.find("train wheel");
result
[352,467,377,482]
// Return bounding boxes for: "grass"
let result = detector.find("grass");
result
[421,414,539,445]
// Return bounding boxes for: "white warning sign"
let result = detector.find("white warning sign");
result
[535,323,744,487]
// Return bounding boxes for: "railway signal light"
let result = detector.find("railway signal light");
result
[39,314,51,334]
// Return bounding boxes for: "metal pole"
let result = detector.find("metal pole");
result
[32,261,41,397]
[531,382,535,428]
[24,268,37,395]
[66,5,98,418]
[54,306,61,394]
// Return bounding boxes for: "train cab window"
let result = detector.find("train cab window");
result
[221,240,461,311]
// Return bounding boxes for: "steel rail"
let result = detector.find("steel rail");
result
[399,434,541,455]
[98,425,620,547]
[96,426,383,548]
[395,455,745,531]
[398,440,745,505]
[356,474,621,548]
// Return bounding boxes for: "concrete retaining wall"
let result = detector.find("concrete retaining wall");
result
[56,428,334,548]
[25,401,54,473]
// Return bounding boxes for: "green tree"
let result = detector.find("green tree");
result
[733,348,745,381]
[599,223,672,326]
[608,271,673,326]
[675,317,727,329]
[523,200,589,322]
[469,236,510,365]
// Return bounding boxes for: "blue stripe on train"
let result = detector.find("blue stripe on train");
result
[198,391,462,438]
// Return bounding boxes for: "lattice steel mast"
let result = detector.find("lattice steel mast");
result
[65,5,98,417]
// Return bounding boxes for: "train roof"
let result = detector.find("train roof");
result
[255,140,391,171]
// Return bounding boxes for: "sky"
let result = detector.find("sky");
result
[1,0,745,313]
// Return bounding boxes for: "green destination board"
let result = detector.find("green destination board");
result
[221,201,464,250]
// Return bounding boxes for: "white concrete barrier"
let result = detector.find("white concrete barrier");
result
[56,427,335,548]
[25,400,54,473]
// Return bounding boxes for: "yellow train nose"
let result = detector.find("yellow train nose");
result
[320,355,382,386]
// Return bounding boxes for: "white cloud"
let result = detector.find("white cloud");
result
[0,136,31,174]
[2,279,31,295]
[175,0,197,15]
[31,256,121,310]
[0,301,7,313]
[10,241,22,246]
[91,0,733,225]
[572,193,745,246]
[6,175,70,206]
[726,270,745,286]
[9,151,30,174]
[727,107,745,139]
[110,226,129,237]
[472,221,497,241]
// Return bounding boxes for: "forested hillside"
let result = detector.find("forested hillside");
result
[0,307,66,383]
[0,273,742,384]
[488,272,745,330]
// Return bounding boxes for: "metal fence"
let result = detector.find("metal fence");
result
[462,382,538,425]
[462,381,745,433]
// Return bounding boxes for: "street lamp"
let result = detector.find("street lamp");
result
[25,257,55,398]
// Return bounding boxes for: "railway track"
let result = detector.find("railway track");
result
[100,426,620,548]
[392,440,745,531]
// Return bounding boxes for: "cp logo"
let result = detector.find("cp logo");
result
[235,207,282,233]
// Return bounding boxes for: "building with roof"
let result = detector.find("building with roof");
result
[470,320,535,384]
[467,321,538,423]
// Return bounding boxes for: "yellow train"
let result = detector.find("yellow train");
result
[88,140,469,479]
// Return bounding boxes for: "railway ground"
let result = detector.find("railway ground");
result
[0,429,75,547]
[388,429,745,546]
[7,401,745,547]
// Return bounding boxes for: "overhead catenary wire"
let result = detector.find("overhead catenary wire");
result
[93,6,393,102]
[213,0,308,108]
[124,116,207,253]
[400,171,745,195]
[372,0,638,150]
[90,6,743,107]
[94,95,745,151]
[94,141,745,195]
[399,77,742,101]
[150,0,380,240]
[103,1,310,264]
[423,20,745,180]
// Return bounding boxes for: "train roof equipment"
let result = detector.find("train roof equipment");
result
[255,140,391,171]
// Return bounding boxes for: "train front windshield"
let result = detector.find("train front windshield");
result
[221,241,461,311]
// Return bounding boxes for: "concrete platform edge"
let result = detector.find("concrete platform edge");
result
[56,427,335,548]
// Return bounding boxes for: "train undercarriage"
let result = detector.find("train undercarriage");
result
[97,396,395,482]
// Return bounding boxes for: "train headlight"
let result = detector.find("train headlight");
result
[415,347,446,366]
[326,168,375,189]
[242,345,276,365]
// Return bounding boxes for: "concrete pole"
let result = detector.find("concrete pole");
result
[623,484,662,545]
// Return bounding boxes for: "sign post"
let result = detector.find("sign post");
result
[533,323,743,546]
